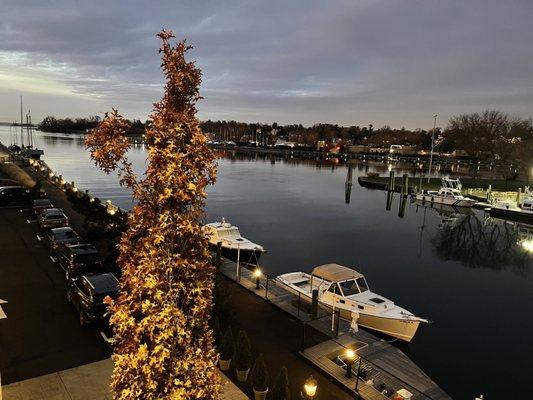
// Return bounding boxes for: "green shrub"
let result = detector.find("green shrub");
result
[251,354,269,391]
[270,366,290,400]
[220,326,235,361]
[213,317,223,351]
[234,330,252,371]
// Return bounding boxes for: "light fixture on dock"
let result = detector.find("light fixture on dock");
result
[302,375,317,399]
[254,268,261,290]
[344,348,356,378]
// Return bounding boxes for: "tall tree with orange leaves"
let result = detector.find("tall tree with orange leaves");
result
[86,30,220,399]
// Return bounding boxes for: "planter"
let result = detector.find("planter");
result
[219,359,231,371]
[253,387,269,400]
[236,368,250,382]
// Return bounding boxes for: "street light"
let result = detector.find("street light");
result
[254,268,261,290]
[302,375,317,399]
[345,348,356,378]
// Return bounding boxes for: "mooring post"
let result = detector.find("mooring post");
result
[486,185,492,203]
[402,174,408,197]
[517,188,522,205]
[355,358,362,392]
[386,190,393,211]
[388,170,395,191]
[311,289,318,319]
[399,195,407,218]
[335,309,340,338]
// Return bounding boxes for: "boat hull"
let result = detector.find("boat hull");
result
[210,243,263,265]
[337,307,421,342]
[416,194,476,207]
[276,277,422,342]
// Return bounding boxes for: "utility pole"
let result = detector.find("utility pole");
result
[427,114,437,182]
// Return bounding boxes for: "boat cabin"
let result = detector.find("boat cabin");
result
[437,188,462,198]
[311,264,370,297]
[521,198,533,212]
[204,221,243,242]
[441,176,462,191]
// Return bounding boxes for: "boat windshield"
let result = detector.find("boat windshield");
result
[218,227,240,238]
[356,277,369,292]
[339,280,359,296]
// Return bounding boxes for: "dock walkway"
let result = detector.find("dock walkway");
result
[219,260,452,400]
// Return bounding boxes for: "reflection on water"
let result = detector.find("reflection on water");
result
[1,128,532,399]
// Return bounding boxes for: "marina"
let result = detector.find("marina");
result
[1,127,532,399]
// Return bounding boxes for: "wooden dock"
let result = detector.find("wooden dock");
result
[219,260,452,400]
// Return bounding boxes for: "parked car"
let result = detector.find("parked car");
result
[38,208,68,229]
[44,227,82,254]
[67,273,119,325]
[33,199,54,217]
[0,186,31,207]
[57,243,104,279]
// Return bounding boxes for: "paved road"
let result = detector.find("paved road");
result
[223,279,357,400]
[0,206,110,384]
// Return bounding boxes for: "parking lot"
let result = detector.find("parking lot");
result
[0,205,111,384]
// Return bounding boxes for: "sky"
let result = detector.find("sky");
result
[0,0,532,129]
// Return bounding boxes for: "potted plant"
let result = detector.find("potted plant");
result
[270,366,290,400]
[219,326,234,371]
[234,330,252,382]
[251,354,269,400]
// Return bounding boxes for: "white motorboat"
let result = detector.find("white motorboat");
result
[204,218,265,265]
[416,177,476,207]
[277,264,428,342]
[489,187,533,223]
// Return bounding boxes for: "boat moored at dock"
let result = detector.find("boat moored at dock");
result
[416,176,476,207]
[204,218,265,265]
[488,188,533,224]
[277,263,428,342]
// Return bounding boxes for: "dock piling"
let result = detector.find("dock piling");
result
[517,188,522,205]
[311,289,318,319]
[401,174,408,197]
[388,170,395,191]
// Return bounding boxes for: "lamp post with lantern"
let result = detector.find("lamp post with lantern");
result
[344,348,356,378]
[302,375,317,399]
[254,268,261,290]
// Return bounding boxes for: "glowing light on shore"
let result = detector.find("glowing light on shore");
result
[520,238,533,253]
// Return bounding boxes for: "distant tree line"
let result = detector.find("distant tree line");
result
[38,115,145,136]
[38,110,533,162]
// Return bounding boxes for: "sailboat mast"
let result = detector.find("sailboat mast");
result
[20,96,24,147]
[427,114,437,182]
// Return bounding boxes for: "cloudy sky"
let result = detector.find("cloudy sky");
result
[0,0,532,129]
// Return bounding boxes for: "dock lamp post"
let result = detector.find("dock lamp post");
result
[302,375,317,399]
[254,268,262,290]
[345,348,356,378]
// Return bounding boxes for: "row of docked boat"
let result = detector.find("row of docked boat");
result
[203,219,427,342]
[416,176,533,223]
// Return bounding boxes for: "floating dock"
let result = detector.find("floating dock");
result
[219,259,452,400]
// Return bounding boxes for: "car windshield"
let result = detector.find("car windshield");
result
[339,280,360,296]
[47,214,64,219]
[55,230,77,240]
[73,254,102,265]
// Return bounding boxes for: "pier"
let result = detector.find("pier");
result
[218,260,452,400]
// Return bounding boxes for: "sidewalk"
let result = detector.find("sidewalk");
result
[1,358,248,400]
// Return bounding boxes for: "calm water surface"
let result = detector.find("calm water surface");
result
[1,127,532,399]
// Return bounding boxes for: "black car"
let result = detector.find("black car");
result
[0,186,30,207]
[56,243,104,279]
[45,227,82,254]
[67,273,119,325]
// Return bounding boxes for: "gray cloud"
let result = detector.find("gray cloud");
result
[0,0,532,128]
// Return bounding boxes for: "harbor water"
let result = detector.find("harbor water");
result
[1,127,532,399]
